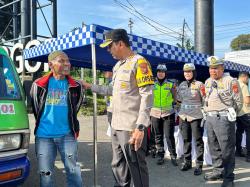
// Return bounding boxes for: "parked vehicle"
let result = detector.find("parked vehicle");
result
[0,47,30,186]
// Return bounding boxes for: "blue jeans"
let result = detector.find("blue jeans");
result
[35,134,83,187]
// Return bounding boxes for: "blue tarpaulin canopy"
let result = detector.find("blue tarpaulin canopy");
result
[23,24,250,80]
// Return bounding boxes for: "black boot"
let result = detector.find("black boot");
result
[180,160,192,171]
[151,148,156,158]
[171,157,178,166]
[157,157,165,165]
[246,157,250,162]
[221,180,234,187]
[235,150,245,157]
[194,165,202,176]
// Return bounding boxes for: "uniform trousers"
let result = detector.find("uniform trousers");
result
[206,115,236,182]
[151,113,177,158]
[111,128,149,187]
[180,119,204,165]
[236,113,250,157]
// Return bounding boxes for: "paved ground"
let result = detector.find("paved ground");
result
[21,115,250,187]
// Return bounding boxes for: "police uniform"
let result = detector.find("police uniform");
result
[204,56,243,186]
[177,63,205,174]
[236,77,250,160]
[91,53,154,187]
[150,64,177,165]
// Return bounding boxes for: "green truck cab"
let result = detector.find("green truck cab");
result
[0,47,30,186]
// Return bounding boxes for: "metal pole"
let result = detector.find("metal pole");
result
[0,0,20,10]
[30,0,37,40]
[181,19,185,48]
[91,43,98,187]
[81,68,84,80]
[13,1,18,43]
[37,0,53,36]
[128,18,133,34]
[194,0,214,55]
[52,0,57,38]
[21,0,31,82]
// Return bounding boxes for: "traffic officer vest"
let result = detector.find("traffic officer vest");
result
[153,80,173,110]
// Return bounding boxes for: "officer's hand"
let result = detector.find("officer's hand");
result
[129,129,144,151]
[81,80,92,89]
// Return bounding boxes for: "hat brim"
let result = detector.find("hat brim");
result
[100,40,112,48]
[209,63,224,67]
[183,69,194,71]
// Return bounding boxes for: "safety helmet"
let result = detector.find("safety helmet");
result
[207,56,224,67]
[156,64,167,72]
[183,63,195,71]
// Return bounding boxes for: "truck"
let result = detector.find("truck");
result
[0,47,30,186]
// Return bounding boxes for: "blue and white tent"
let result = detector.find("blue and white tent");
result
[23,24,250,80]
[23,24,250,185]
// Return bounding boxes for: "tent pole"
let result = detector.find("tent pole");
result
[91,43,98,187]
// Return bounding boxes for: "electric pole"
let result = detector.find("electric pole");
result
[181,18,186,48]
[128,18,134,34]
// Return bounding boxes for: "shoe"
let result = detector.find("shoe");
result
[171,157,178,166]
[204,173,223,181]
[157,157,164,165]
[180,161,192,171]
[194,166,202,176]
[246,157,250,162]
[221,180,234,187]
[151,149,156,158]
[235,150,245,157]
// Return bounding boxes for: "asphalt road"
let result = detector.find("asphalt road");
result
[21,115,250,187]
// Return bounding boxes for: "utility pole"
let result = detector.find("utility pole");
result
[128,18,134,34]
[181,19,186,48]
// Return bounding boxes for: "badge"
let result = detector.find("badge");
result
[200,84,206,96]
[232,82,239,93]
[120,82,128,90]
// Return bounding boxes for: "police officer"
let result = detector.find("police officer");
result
[83,29,154,187]
[204,56,243,187]
[150,64,178,166]
[177,63,205,175]
[236,72,250,162]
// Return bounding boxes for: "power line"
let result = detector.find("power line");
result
[215,20,250,28]
[114,0,181,40]
[124,0,182,35]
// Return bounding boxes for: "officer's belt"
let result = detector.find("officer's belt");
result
[207,111,228,117]
[181,104,201,109]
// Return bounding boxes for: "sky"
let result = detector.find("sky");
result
[37,0,250,57]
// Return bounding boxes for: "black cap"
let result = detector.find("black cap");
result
[100,29,130,48]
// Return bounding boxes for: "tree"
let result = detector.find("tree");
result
[176,38,194,50]
[230,34,250,51]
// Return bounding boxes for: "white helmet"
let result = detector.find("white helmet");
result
[157,64,167,72]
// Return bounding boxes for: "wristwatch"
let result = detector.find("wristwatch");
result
[137,124,145,132]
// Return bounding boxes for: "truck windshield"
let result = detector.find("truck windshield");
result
[0,55,21,100]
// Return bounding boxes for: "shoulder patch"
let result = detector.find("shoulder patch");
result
[136,58,154,87]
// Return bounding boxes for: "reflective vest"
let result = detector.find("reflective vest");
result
[153,80,173,110]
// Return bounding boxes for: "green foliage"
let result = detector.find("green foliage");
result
[230,34,250,51]
[72,67,107,116]
[176,38,194,50]
[80,95,107,116]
